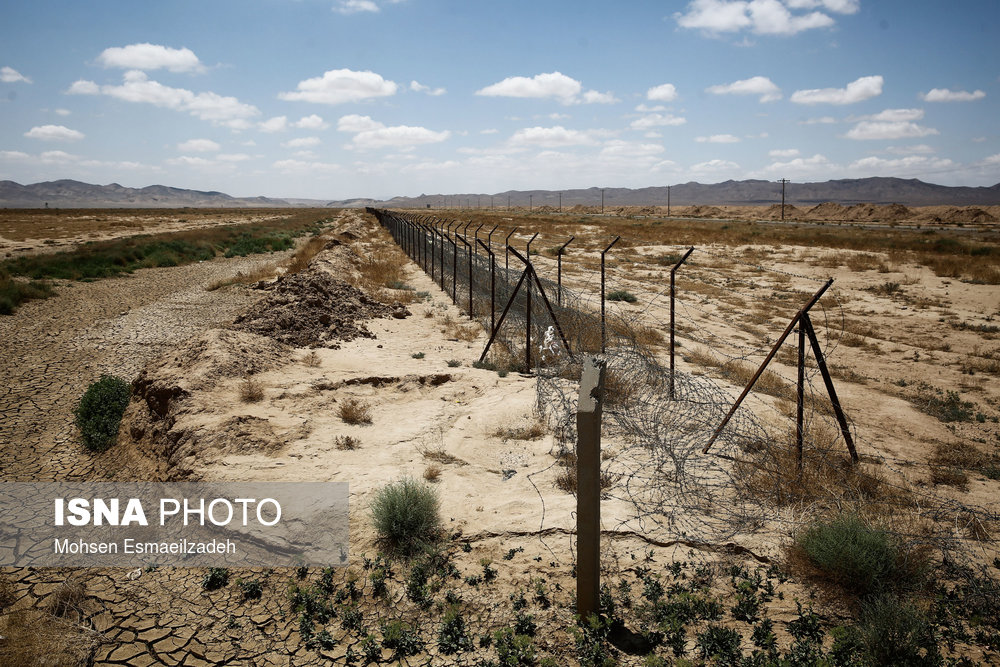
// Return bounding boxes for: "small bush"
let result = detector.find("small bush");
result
[793,513,926,598]
[75,374,131,452]
[446,359,462,367]
[238,578,263,601]
[339,398,373,425]
[423,464,442,482]
[370,478,441,557]
[46,580,85,617]
[335,435,361,451]
[412,351,426,359]
[202,568,230,591]
[606,289,638,303]
[239,375,264,403]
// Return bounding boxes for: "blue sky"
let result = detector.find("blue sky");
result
[1,0,998,199]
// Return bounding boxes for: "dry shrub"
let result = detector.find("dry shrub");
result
[423,464,442,482]
[845,253,881,272]
[46,579,85,618]
[302,350,321,367]
[441,315,481,341]
[490,419,546,441]
[206,262,277,291]
[0,609,92,666]
[239,374,264,403]
[0,573,16,610]
[554,450,617,495]
[339,397,372,425]
[357,246,408,293]
[420,446,467,466]
[961,512,992,541]
[335,435,360,450]
[685,348,792,401]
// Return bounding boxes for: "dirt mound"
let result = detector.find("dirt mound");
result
[807,202,848,220]
[841,203,913,222]
[687,205,725,218]
[232,267,409,348]
[941,207,998,224]
[761,204,803,220]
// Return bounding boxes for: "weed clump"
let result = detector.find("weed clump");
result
[370,477,441,557]
[339,398,373,425]
[606,289,638,303]
[75,374,131,452]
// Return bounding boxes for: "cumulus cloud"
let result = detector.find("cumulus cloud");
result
[847,155,954,175]
[798,116,837,125]
[600,141,665,157]
[334,0,380,14]
[790,75,883,105]
[54,109,71,116]
[675,0,853,35]
[769,148,800,158]
[884,144,935,155]
[97,44,204,73]
[630,113,687,130]
[259,116,289,133]
[348,125,451,150]
[845,109,938,140]
[647,83,679,102]
[282,136,321,148]
[24,125,85,141]
[476,71,612,105]
[337,114,385,133]
[68,71,259,129]
[696,134,741,143]
[921,88,986,103]
[293,114,329,130]
[279,68,397,105]
[410,80,446,96]
[706,76,781,102]
[177,138,220,152]
[691,158,741,172]
[508,126,600,148]
[1,66,31,83]
[756,153,832,176]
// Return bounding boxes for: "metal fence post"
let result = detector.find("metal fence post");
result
[505,227,518,273]
[577,357,606,622]
[557,236,574,307]
[600,237,621,354]
[669,247,695,399]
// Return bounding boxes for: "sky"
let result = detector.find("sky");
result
[1,0,998,200]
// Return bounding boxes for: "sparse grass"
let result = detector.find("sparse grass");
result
[339,398,373,425]
[490,419,546,441]
[205,262,278,291]
[411,351,426,359]
[606,289,638,303]
[0,274,54,315]
[302,350,321,367]
[446,359,462,368]
[46,580,85,618]
[239,374,265,403]
[335,435,361,451]
[423,464,442,482]
[420,447,467,466]
[685,347,792,400]
[370,477,442,557]
[286,234,330,274]
[554,450,617,495]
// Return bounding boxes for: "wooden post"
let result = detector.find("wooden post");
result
[577,357,605,621]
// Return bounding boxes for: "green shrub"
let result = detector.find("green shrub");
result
[606,289,638,303]
[794,513,925,598]
[370,478,441,557]
[201,568,229,591]
[853,596,941,666]
[74,375,131,451]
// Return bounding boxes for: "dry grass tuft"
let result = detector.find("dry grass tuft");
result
[420,446,467,466]
[338,397,373,425]
[46,580,85,618]
[286,235,330,274]
[0,609,93,666]
[490,419,546,441]
[301,350,321,367]
[335,435,361,451]
[423,464,442,482]
[206,263,278,291]
[554,450,617,495]
[239,374,265,403]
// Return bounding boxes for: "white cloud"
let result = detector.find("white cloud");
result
[1,66,31,83]
[66,79,100,95]
[635,103,666,112]
[217,153,251,162]
[790,75,883,105]
[600,140,664,157]
[0,150,30,160]
[582,90,620,104]
[480,128,499,135]
[983,154,1000,166]
[177,138,220,152]
[696,134,741,143]
[259,116,289,133]
[334,0,380,14]
[846,110,938,140]
[294,114,329,130]
[97,44,204,73]
[410,80,446,96]
[24,124,85,142]
[691,158,741,172]
[847,155,954,175]
[273,158,340,172]
[884,144,935,155]
[921,88,986,103]
[476,72,581,104]
[756,153,832,177]
[644,131,663,138]
[54,109,71,116]
[675,0,849,35]
[348,125,451,150]
[337,114,384,133]
[706,76,781,102]
[769,148,800,158]
[72,71,259,129]
[799,116,837,125]
[508,126,599,148]
[630,113,687,130]
[282,136,321,148]
[166,155,215,167]
[279,68,397,105]
[647,83,678,102]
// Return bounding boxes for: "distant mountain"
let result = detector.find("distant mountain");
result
[379,178,1000,208]
[0,179,294,208]
[2,177,998,209]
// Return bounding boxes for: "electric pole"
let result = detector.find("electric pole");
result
[667,185,671,217]
[601,188,605,214]
[559,192,562,212]
[779,178,789,222]
[529,194,532,212]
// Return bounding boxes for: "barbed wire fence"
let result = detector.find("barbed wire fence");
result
[368,208,998,581]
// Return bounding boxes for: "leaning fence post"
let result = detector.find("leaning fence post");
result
[577,356,606,622]
[600,237,621,354]
[797,321,806,471]
[557,236,574,307]
[505,227,518,273]
[669,247,695,399]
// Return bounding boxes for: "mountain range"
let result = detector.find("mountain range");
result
[1,177,998,209]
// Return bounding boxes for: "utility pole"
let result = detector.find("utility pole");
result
[559,192,562,212]
[491,196,494,210]
[478,196,481,209]
[667,185,671,217]
[601,188,605,214]
[529,194,532,212]
[779,178,789,222]
[507,194,511,210]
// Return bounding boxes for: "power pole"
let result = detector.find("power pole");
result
[667,185,671,217]
[601,188,605,214]
[507,194,511,210]
[559,192,562,212]
[529,194,532,212]
[779,179,789,222]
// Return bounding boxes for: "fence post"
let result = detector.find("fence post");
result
[505,227,518,273]
[669,247,695,399]
[557,236,574,307]
[477,238,496,335]
[526,232,539,264]
[577,356,606,622]
[600,237,621,354]
[797,322,805,471]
